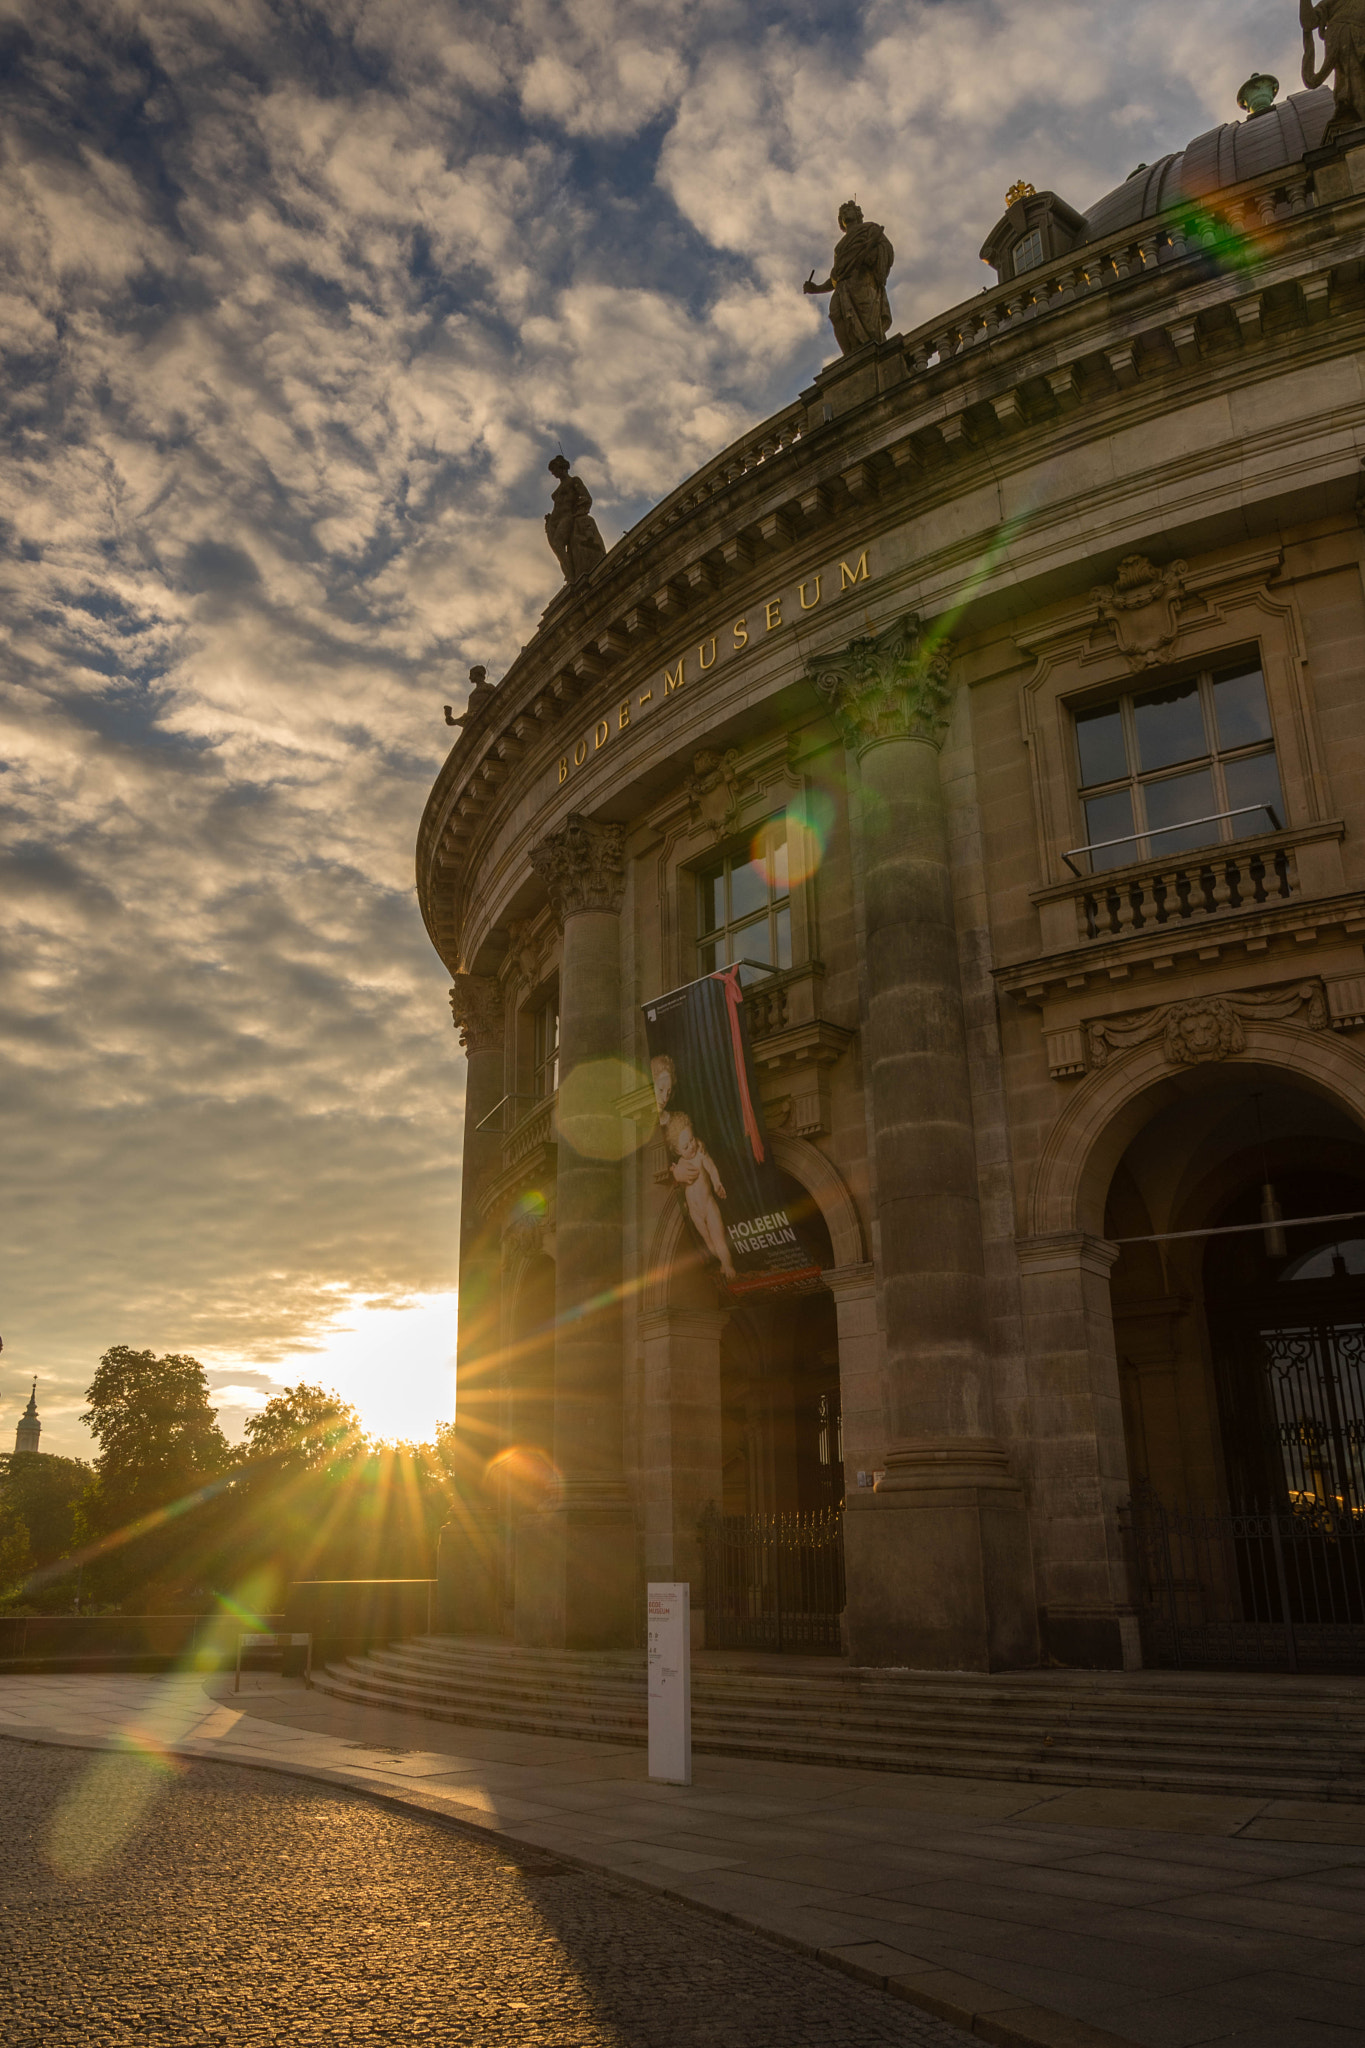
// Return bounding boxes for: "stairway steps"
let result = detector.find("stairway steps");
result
[346,1650,1365,1754]
[311,1670,1365,1799]
[307,1637,1365,1801]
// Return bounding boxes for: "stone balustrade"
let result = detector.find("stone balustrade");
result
[1028,825,1350,952]
[505,1093,556,1169]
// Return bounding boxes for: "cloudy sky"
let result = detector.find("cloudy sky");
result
[1,0,1303,1456]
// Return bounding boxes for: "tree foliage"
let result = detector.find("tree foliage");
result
[82,1347,230,1523]
[0,1495,31,1603]
[0,1451,91,1577]
[240,1383,365,1474]
[49,1350,454,1615]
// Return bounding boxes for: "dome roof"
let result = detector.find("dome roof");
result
[1081,87,1334,244]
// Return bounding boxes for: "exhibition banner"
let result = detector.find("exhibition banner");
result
[642,968,823,1296]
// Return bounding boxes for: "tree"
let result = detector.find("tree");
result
[0,1451,91,1607]
[0,1496,30,1604]
[78,1347,232,1605]
[82,1347,230,1517]
[239,1384,365,1474]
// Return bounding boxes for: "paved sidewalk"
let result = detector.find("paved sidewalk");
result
[3,1671,1365,2048]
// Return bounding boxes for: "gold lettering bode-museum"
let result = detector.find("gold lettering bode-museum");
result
[556,551,873,789]
[421,74,1365,1674]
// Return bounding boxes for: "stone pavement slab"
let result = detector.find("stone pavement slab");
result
[2,1668,1365,2047]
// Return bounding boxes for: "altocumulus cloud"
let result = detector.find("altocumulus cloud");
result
[0,0,1302,1452]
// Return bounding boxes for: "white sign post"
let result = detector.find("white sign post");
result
[647,1582,691,1786]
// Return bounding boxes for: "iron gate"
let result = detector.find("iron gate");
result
[1127,1485,1365,1671]
[699,1506,844,1654]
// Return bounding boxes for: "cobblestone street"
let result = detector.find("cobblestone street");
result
[0,1742,971,2046]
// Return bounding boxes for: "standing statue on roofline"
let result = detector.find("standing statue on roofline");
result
[544,454,607,586]
[1302,0,1365,134]
[803,200,894,356]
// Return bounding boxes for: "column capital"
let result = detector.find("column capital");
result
[530,812,626,921]
[809,612,956,755]
[449,973,504,1055]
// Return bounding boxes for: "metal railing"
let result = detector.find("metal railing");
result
[1126,1486,1365,1672]
[1063,804,1282,877]
[699,1505,844,1654]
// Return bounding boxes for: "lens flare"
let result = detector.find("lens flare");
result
[778,788,837,883]
[484,1444,560,1506]
[556,1057,651,1161]
[47,1744,184,1880]
[1169,204,1260,280]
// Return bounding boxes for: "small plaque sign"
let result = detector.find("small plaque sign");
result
[647,1582,691,1786]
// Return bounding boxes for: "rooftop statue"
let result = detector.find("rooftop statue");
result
[544,454,607,586]
[804,200,894,356]
[1301,0,1365,133]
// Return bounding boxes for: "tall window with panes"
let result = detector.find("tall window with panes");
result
[697,819,791,985]
[1074,660,1283,875]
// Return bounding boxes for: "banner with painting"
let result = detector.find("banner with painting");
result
[641,969,823,1296]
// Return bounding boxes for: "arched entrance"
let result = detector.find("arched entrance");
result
[1102,1065,1365,1667]
[643,1138,865,1653]
[720,1177,840,1517]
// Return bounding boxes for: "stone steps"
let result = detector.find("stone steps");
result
[310,1637,1365,1801]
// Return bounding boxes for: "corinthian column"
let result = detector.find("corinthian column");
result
[812,616,1037,1670]
[438,974,506,1635]
[516,812,636,1648]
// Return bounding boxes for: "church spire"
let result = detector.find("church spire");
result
[14,1378,40,1456]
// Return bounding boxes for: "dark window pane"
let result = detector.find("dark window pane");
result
[1133,679,1207,771]
[1225,750,1284,835]
[1012,228,1044,275]
[733,913,772,970]
[1083,788,1137,872]
[698,937,725,974]
[1212,665,1273,749]
[729,854,769,923]
[1075,703,1127,787]
[1143,766,1217,855]
[698,863,725,935]
[775,904,792,969]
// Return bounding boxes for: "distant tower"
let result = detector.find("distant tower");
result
[14,1380,39,1456]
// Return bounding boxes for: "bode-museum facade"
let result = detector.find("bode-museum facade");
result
[419,73,1365,1672]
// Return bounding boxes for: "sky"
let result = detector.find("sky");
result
[0,0,1306,1456]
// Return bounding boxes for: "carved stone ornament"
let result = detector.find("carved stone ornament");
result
[1087,981,1328,1070]
[505,917,543,987]
[686,748,742,840]
[1092,554,1189,671]
[449,973,505,1056]
[529,811,627,921]
[809,613,956,755]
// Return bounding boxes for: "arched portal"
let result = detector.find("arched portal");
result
[1095,1057,1365,1668]
[1019,1024,1365,1670]
[1105,1068,1365,1514]
[639,1135,870,1609]
[719,1178,839,1516]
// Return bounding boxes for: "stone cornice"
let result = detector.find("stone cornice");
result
[529,813,626,921]
[417,159,1365,971]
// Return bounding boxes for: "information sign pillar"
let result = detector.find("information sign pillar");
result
[647,1582,691,1786]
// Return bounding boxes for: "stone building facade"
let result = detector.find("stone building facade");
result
[418,86,1365,1669]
